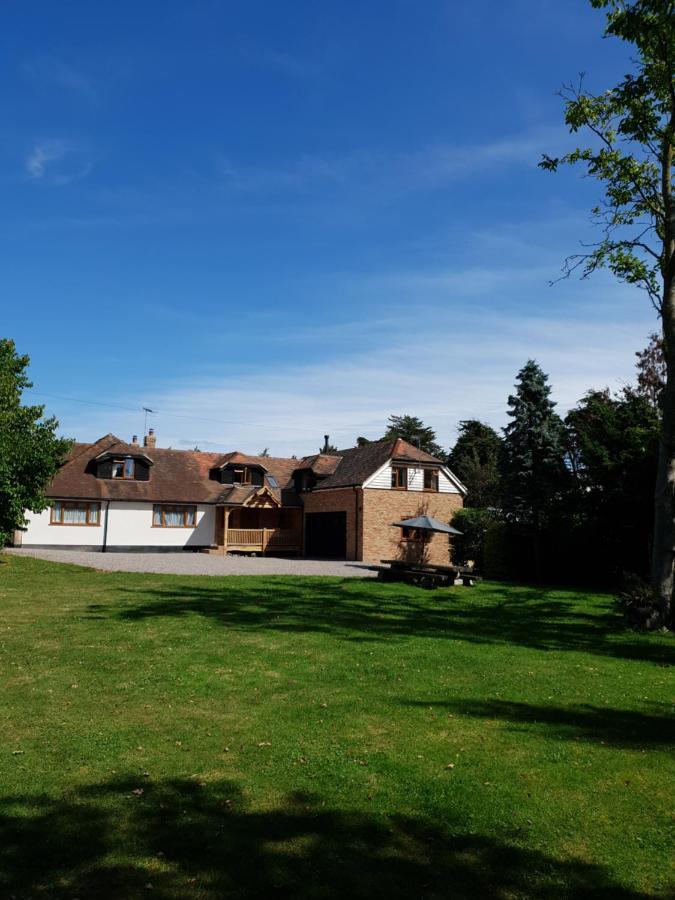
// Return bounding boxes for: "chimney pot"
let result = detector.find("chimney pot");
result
[144,429,157,449]
[131,435,138,445]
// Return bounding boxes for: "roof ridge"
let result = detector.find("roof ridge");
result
[68,433,120,464]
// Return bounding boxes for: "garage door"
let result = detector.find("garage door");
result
[305,511,347,559]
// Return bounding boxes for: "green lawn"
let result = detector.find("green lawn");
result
[0,555,673,899]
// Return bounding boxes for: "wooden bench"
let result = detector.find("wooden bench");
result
[378,559,480,588]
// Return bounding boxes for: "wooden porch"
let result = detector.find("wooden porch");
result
[225,527,301,553]
[213,493,302,555]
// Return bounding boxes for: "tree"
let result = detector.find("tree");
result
[635,332,666,411]
[319,441,339,455]
[540,0,675,624]
[259,448,270,457]
[0,339,71,545]
[382,415,444,458]
[447,420,502,507]
[565,387,659,576]
[501,361,568,580]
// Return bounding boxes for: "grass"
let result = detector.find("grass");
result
[0,554,673,899]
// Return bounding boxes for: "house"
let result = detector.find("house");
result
[15,430,466,563]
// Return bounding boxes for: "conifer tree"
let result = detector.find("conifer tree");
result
[501,361,567,579]
[448,420,502,507]
[383,414,444,458]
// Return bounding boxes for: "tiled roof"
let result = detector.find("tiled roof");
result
[214,451,269,470]
[46,435,448,506]
[313,438,445,490]
[93,440,154,463]
[47,438,304,506]
[48,436,226,504]
[297,453,342,476]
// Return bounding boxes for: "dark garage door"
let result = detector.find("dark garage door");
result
[305,511,347,559]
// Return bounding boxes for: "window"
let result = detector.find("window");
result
[232,467,251,484]
[112,458,135,479]
[401,527,426,542]
[424,469,439,492]
[50,501,100,526]
[391,466,408,490]
[297,471,315,491]
[152,504,196,527]
[267,475,279,488]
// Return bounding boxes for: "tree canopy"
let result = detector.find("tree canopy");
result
[541,0,675,625]
[382,415,444,458]
[565,387,659,575]
[447,420,502,508]
[0,339,72,545]
[501,361,568,579]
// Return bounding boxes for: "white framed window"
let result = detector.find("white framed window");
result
[152,505,196,527]
[50,501,100,526]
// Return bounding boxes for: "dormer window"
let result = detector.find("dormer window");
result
[112,458,135,479]
[221,464,264,487]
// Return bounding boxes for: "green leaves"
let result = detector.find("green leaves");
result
[541,2,674,312]
[0,338,72,545]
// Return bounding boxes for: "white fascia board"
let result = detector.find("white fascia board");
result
[441,465,467,495]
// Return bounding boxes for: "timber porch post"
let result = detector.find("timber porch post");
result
[223,508,230,555]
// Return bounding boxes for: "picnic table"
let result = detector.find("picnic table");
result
[378,559,480,589]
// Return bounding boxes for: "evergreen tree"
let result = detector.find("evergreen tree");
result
[382,414,444,458]
[0,339,72,546]
[635,333,665,414]
[447,420,502,507]
[565,387,658,577]
[501,361,567,579]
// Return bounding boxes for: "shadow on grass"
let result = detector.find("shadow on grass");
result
[402,699,675,749]
[0,776,651,899]
[91,578,675,665]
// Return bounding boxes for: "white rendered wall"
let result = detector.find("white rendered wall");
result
[105,502,215,547]
[21,502,216,548]
[21,507,105,546]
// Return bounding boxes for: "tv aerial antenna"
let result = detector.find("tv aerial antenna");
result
[142,407,156,434]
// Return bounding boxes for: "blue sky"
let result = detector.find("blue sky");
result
[1,0,657,455]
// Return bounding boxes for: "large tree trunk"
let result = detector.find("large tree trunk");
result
[651,276,675,629]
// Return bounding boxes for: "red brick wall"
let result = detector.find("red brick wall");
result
[360,489,463,564]
[302,488,361,560]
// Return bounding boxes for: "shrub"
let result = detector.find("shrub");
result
[616,574,662,630]
[452,508,500,571]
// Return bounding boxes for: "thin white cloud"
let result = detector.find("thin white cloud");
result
[55,269,656,456]
[217,124,569,197]
[25,139,93,186]
[22,57,97,102]
[237,46,320,78]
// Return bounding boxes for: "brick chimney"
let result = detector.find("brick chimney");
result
[144,428,157,448]
[131,434,139,445]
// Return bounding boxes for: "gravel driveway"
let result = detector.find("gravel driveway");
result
[5,547,379,578]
